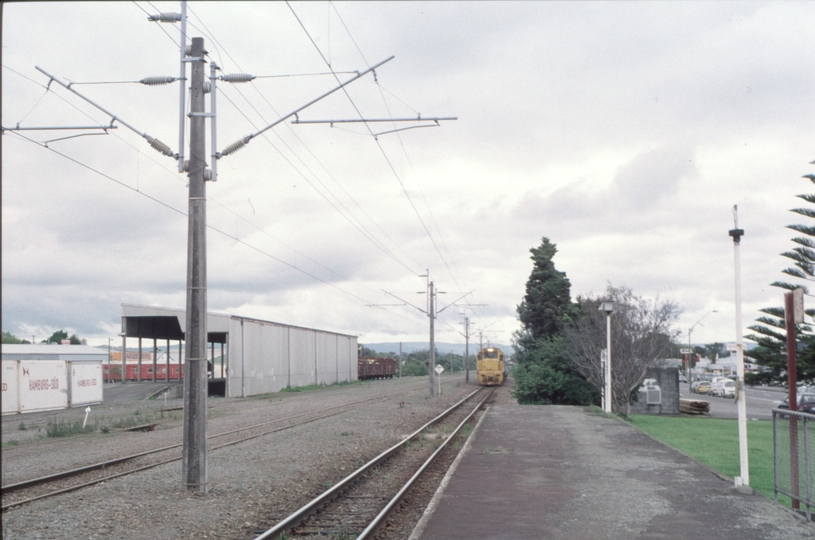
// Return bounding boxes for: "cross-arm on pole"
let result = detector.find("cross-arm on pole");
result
[216,56,395,159]
[35,66,178,159]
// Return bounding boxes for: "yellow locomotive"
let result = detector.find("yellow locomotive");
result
[476,347,506,386]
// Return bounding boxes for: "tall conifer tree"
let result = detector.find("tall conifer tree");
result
[512,238,594,405]
[747,163,815,386]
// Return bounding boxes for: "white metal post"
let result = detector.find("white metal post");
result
[464,316,470,384]
[600,350,607,411]
[730,205,749,486]
[605,312,612,414]
[429,280,436,397]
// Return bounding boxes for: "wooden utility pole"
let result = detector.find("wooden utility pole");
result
[785,289,802,508]
[182,36,209,494]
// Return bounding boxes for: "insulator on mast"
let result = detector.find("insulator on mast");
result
[146,136,174,157]
[220,138,249,157]
[148,13,182,23]
[140,76,176,86]
[220,74,255,83]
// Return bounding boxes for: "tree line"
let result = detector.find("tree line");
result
[514,161,815,412]
[2,330,84,345]
[511,237,681,416]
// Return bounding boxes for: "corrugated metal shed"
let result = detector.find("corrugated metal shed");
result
[1,344,108,362]
[120,304,358,398]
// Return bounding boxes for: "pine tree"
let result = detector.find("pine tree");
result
[746,162,815,386]
[517,238,579,339]
[512,238,595,405]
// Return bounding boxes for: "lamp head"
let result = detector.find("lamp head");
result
[599,300,615,314]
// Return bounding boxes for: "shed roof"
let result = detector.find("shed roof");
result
[1,344,108,361]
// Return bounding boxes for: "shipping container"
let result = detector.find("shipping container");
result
[69,362,104,407]
[2,344,108,414]
[19,360,68,413]
[2,361,19,415]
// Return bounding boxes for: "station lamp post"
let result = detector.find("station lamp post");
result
[599,301,614,414]
[687,310,717,384]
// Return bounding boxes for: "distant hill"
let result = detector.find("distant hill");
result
[362,341,515,357]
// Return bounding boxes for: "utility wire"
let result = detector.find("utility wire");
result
[214,83,415,274]
[3,64,186,190]
[185,4,425,275]
[6,130,427,326]
[136,1,180,47]
[291,2,463,290]
[328,2,475,311]
[4,65,390,303]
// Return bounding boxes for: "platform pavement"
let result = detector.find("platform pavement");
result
[413,404,815,540]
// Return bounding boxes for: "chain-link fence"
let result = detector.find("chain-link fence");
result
[773,408,815,521]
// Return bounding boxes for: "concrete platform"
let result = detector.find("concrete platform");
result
[414,404,815,540]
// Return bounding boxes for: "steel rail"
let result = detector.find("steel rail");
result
[0,382,429,451]
[2,385,423,494]
[359,387,495,539]
[254,387,484,540]
[1,408,348,512]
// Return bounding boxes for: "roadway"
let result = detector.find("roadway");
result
[680,383,787,420]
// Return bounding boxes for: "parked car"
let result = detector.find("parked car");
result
[709,379,723,396]
[709,378,736,398]
[776,393,815,416]
[691,381,711,394]
[679,373,687,384]
[715,379,736,398]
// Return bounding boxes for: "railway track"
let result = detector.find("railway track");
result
[0,385,430,511]
[248,386,494,540]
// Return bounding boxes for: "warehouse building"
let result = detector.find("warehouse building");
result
[120,304,358,397]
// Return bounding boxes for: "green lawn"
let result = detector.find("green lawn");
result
[628,415,789,506]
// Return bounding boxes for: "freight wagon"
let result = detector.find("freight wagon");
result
[103,363,185,382]
[357,357,397,380]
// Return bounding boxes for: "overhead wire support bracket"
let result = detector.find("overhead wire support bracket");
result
[381,289,426,314]
[437,290,475,315]
[2,124,117,132]
[34,66,178,159]
[216,55,395,159]
[291,116,458,125]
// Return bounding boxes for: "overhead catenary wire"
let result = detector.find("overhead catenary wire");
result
[136,1,182,47]
[214,86,418,274]
[183,6,426,275]
[290,2,469,298]
[3,64,181,181]
[34,66,176,159]
[11,5,452,338]
[5,130,428,328]
[338,22,475,313]
[325,3,473,299]
[3,64,404,307]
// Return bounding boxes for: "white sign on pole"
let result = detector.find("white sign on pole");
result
[793,288,805,324]
[727,343,739,352]
[680,349,692,354]
[435,364,444,396]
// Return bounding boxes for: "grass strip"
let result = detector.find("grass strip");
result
[628,415,791,507]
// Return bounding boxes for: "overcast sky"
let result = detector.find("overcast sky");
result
[3,1,813,350]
